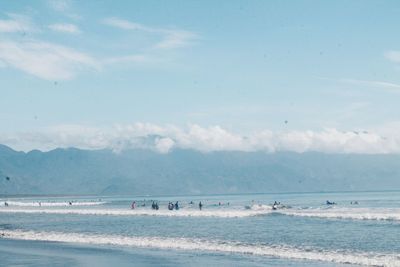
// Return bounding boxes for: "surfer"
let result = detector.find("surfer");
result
[199,201,203,210]
[131,201,136,209]
[175,201,179,210]
[326,200,336,205]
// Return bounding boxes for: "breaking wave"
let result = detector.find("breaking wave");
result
[0,201,107,207]
[1,229,399,266]
[278,207,400,221]
[0,207,272,218]
[2,204,399,221]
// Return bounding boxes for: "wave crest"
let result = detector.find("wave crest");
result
[0,207,272,218]
[1,229,399,266]
[0,201,107,207]
[278,207,400,221]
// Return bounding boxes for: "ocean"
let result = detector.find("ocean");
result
[0,191,399,267]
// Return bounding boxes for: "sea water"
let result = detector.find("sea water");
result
[0,191,399,266]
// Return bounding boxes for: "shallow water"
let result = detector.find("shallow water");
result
[1,191,399,266]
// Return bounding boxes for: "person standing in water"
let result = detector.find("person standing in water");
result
[175,201,179,210]
[131,201,136,209]
[199,201,203,210]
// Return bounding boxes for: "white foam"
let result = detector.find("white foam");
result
[278,208,400,221]
[0,207,272,218]
[0,201,107,207]
[249,204,273,211]
[1,229,399,266]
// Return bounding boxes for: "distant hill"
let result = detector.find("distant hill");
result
[1,144,400,195]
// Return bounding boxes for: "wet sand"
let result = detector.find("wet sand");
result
[0,238,277,267]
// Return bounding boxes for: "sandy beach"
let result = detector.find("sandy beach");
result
[0,238,281,267]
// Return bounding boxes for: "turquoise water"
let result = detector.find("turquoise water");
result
[1,191,400,266]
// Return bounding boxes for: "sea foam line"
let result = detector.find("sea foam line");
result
[0,208,272,218]
[0,201,107,207]
[278,208,400,221]
[1,230,399,267]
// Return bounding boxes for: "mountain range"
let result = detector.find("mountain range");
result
[1,144,400,195]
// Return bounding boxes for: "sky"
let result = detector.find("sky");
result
[1,0,400,153]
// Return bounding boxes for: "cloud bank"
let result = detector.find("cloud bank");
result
[1,123,399,154]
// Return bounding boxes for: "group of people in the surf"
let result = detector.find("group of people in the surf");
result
[151,201,159,210]
[326,200,359,205]
[2,200,75,207]
[269,199,360,210]
[130,200,204,210]
[168,201,179,210]
[130,200,160,210]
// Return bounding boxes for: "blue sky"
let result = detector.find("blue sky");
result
[1,0,400,152]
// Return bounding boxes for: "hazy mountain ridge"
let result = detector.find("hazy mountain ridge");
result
[1,144,400,195]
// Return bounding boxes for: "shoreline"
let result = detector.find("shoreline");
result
[0,238,348,267]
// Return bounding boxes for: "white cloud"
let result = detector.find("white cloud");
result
[340,78,400,90]
[1,123,400,154]
[103,54,148,65]
[0,14,36,33]
[0,19,26,33]
[103,17,146,31]
[155,30,197,49]
[103,17,197,49]
[384,50,400,63]
[0,14,193,80]
[47,0,81,20]
[48,0,70,12]
[48,23,81,34]
[155,137,175,153]
[0,40,99,80]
